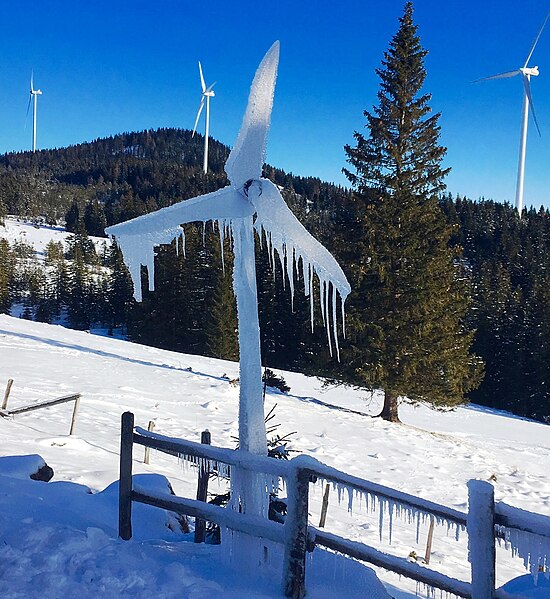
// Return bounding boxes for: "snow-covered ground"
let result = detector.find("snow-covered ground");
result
[1,217,108,258]
[0,314,549,597]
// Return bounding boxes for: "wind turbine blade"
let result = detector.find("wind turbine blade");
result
[26,95,32,119]
[253,178,351,298]
[192,98,205,137]
[473,70,521,82]
[105,187,254,301]
[198,61,206,93]
[524,11,550,67]
[225,41,280,188]
[30,70,34,93]
[205,81,217,93]
[523,74,541,136]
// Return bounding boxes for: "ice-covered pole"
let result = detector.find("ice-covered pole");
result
[467,479,495,598]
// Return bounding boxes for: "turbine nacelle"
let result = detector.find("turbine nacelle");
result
[521,66,539,77]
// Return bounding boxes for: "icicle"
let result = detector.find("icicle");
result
[379,498,385,542]
[217,219,226,274]
[180,228,186,257]
[324,280,333,356]
[202,221,207,244]
[388,500,394,544]
[332,283,340,361]
[286,245,295,310]
[309,264,314,333]
[319,279,326,325]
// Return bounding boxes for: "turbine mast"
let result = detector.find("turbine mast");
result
[204,95,210,174]
[515,76,531,214]
[33,93,38,153]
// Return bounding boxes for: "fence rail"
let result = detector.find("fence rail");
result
[119,412,550,599]
[0,393,81,435]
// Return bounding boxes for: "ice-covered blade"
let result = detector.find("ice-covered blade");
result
[251,178,350,358]
[105,187,253,301]
[225,41,280,188]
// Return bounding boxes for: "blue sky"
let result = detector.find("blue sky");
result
[1,1,550,208]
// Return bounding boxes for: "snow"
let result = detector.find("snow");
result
[0,217,108,259]
[0,313,550,595]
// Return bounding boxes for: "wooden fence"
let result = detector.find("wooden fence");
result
[0,392,81,435]
[118,412,550,599]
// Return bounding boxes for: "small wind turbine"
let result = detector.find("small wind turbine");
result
[107,42,350,532]
[27,72,43,153]
[192,62,216,173]
[476,13,549,214]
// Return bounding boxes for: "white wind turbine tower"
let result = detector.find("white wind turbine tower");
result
[27,72,43,153]
[192,62,216,173]
[477,13,549,215]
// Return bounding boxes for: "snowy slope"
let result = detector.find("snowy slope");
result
[0,314,549,596]
[1,217,108,257]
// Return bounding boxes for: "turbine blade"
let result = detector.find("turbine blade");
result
[192,98,205,137]
[205,81,216,93]
[524,11,550,67]
[26,94,32,118]
[105,187,254,302]
[30,70,34,93]
[225,41,280,188]
[473,70,521,82]
[253,178,351,298]
[198,61,206,93]
[523,75,541,136]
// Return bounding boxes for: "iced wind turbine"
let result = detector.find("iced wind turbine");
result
[106,41,350,522]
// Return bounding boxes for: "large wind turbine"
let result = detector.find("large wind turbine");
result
[27,72,43,153]
[192,62,216,173]
[477,13,549,214]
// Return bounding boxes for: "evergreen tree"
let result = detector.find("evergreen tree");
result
[84,199,107,237]
[342,2,482,421]
[0,239,14,312]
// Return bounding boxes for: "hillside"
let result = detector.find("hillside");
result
[0,315,548,596]
[2,133,550,425]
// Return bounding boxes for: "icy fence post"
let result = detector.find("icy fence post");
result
[119,411,134,541]
[468,480,495,598]
[283,467,311,599]
[69,395,80,435]
[194,430,211,543]
[2,378,13,410]
[143,420,155,464]
[318,483,330,528]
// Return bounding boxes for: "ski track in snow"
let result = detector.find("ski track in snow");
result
[0,314,549,596]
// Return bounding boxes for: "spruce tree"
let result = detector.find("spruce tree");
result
[343,2,482,421]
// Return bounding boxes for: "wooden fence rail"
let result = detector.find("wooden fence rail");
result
[0,393,81,435]
[118,412,550,599]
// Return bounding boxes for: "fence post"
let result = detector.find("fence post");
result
[119,411,134,540]
[318,483,330,528]
[2,379,13,410]
[424,515,435,564]
[69,395,80,435]
[283,467,310,599]
[194,430,211,543]
[143,420,155,464]
[467,480,495,598]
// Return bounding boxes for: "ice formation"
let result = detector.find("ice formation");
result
[107,41,351,572]
[106,40,350,472]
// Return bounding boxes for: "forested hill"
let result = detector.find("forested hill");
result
[1,128,550,423]
[0,128,349,229]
